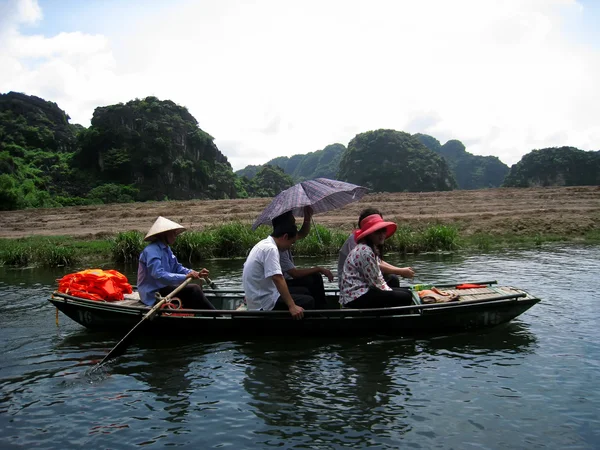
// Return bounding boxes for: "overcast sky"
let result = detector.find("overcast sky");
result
[1,0,599,170]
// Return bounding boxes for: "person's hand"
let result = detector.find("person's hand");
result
[186,270,201,279]
[289,304,305,320]
[399,267,415,279]
[198,268,210,278]
[303,206,314,221]
[320,268,334,282]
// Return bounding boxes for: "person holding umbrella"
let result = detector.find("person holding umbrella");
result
[275,208,334,309]
[137,216,216,310]
[242,218,314,319]
[339,213,414,308]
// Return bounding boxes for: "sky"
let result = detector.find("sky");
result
[1,0,599,171]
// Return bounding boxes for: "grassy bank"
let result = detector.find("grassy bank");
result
[1,222,599,268]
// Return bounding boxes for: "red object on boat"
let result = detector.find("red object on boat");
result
[57,269,132,301]
[455,283,486,289]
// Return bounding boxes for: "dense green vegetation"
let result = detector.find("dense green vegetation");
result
[503,147,600,187]
[2,222,597,269]
[235,165,295,198]
[338,129,457,192]
[0,92,290,210]
[236,143,345,182]
[0,93,85,209]
[414,134,510,189]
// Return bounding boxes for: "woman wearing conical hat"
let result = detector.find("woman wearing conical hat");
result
[137,216,215,310]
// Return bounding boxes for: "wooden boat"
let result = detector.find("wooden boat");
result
[49,281,540,337]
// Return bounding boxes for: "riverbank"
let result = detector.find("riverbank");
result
[1,186,599,267]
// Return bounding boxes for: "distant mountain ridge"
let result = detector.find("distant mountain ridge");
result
[414,134,509,189]
[235,143,345,182]
[236,132,510,190]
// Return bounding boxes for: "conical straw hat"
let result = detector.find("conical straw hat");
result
[144,216,186,241]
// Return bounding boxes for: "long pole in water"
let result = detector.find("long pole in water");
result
[94,277,193,368]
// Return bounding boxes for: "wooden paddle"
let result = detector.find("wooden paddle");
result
[95,277,193,368]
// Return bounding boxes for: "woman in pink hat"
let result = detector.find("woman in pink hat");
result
[339,214,414,308]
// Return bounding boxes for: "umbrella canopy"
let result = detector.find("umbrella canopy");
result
[252,178,369,230]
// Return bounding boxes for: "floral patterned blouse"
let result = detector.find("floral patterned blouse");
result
[340,243,390,305]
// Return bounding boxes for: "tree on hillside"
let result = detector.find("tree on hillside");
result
[235,164,262,179]
[250,165,294,197]
[503,147,600,187]
[338,129,457,192]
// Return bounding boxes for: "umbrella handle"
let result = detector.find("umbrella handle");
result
[312,217,323,246]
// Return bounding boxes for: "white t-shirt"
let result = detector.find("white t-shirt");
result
[242,236,283,311]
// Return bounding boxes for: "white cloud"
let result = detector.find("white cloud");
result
[1,0,599,170]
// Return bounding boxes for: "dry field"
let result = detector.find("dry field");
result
[1,186,599,239]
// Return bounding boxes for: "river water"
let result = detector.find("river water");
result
[1,244,599,449]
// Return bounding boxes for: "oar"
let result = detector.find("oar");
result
[95,277,193,368]
[203,277,217,290]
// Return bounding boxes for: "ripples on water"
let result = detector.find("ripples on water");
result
[1,244,599,449]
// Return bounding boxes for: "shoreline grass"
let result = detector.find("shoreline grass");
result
[1,222,598,268]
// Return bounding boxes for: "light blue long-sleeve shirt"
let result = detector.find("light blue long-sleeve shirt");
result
[137,241,191,306]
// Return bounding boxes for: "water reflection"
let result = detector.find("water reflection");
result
[235,322,538,447]
[111,341,206,425]
[237,337,416,446]
[419,322,538,356]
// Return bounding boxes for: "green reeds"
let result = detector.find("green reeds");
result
[173,230,218,261]
[386,224,459,253]
[112,231,145,263]
[0,238,80,267]
[386,225,420,253]
[421,224,459,251]
[0,243,33,266]
[172,223,269,261]
[294,224,348,255]
[469,233,494,252]
[585,229,600,242]
[37,245,77,267]
[211,222,267,258]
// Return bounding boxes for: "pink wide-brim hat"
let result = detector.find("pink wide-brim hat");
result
[353,214,397,242]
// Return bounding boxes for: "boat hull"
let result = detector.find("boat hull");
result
[49,291,540,337]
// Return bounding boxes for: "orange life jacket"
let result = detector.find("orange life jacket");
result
[57,269,133,302]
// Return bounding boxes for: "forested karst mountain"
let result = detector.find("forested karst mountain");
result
[414,134,509,189]
[75,96,237,201]
[0,92,80,152]
[0,93,244,209]
[235,143,345,182]
[503,147,600,187]
[0,92,83,209]
[338,129,457,192]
